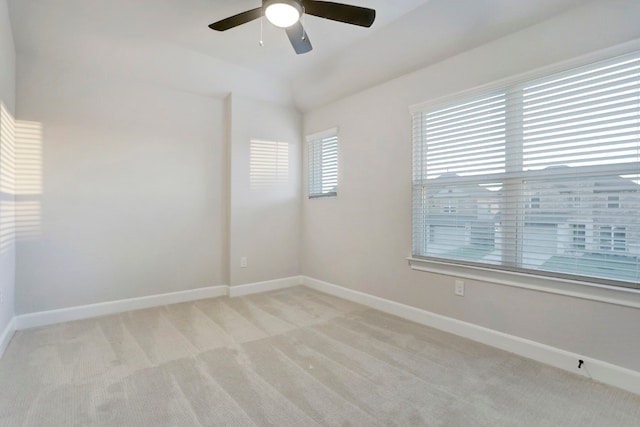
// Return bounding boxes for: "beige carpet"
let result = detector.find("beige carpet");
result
[0,286,639,426]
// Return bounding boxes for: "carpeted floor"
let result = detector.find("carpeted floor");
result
[0,285,639,426]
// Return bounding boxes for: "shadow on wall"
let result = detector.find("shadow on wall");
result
[0,102,43,255]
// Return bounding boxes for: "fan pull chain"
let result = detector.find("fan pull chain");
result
[259,14,264,46]
[301,14,306,41]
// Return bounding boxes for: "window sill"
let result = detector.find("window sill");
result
[408,257,640,309]
[309,192,337,199]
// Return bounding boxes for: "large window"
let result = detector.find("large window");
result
[412,51,640,289]
[308,129,338,198]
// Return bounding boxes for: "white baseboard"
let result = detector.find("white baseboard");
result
[0,317,16,359]
[15,285,229,330]
[301,276,640,396]
[9,275,639,396]
[12,276,303,330]
[228,276,302,298]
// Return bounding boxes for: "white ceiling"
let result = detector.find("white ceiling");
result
[8,0,595,110]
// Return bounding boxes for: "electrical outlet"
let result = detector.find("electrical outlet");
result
[240,257,247,268]
[454,279,465,296]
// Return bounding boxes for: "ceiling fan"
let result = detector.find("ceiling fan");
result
[208,0,376,55]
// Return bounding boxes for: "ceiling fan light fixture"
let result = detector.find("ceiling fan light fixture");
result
[264,0,302,28]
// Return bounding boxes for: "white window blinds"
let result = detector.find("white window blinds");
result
[412,51,640,289]
[308,129,338,198]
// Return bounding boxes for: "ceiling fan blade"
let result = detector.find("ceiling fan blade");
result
[286,22,313,54]
[209,8,262,31]
[302,1,376,27]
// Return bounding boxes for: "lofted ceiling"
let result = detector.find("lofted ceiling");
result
[8,0,594,110]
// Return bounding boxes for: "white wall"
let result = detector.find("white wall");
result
[228,95,302,286]
[0,0,16,342]
[0,0,14,113]
[13,52,303,314]
[14,54,227,314]
[302,0,640,372]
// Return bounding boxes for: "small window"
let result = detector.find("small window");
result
[572,196,581,208]
[607,195,620,209]
[599,226,626,252]
[571,224,586,251]
[530,197,540,209]
[443,201,457,213]
[307,128,338,198]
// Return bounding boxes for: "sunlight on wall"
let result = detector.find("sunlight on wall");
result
[250,139,290,190]
[14,120,43,240]
[0,103,16,255]
[0,104,15,194]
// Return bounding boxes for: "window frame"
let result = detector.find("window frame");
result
[408,41,640,306]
